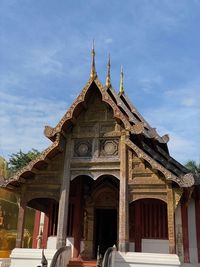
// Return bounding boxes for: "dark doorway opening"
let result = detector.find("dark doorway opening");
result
[95,209,117,257]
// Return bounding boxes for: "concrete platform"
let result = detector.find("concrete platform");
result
[113,251,181,267]
[9,248,56,267]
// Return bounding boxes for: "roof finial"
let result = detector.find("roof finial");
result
[106,53,111,87]
[90,40,97,79]
[119,65,124,94]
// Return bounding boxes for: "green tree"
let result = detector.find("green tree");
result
[7,149,40,176]
[185,160,200,175]
[0,156,8,179]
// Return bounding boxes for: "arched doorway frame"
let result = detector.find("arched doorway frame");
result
[129,197,168,253]
[71,174,119,259]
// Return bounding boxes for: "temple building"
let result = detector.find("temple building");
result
[1,46,200,266]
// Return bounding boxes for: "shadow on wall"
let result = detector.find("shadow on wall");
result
[0,189,35,258]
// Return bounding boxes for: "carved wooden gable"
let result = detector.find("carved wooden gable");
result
[128,151,168,203]
[71,87,121,160]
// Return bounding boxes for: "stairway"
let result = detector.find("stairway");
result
[67,259,97,267]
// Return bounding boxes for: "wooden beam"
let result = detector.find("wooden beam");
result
[181,200,190,263]
[16,201,26,248]
[167,183,176,254]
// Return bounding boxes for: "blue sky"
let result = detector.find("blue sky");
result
[0,0,200,164]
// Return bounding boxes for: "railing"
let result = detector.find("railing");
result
[37,249,48,267]
[101,246,116,267]
[37,246,71,267]
[50,245,71,267]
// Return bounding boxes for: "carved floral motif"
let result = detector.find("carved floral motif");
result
[74,139,92,157]
[100,139,118,156]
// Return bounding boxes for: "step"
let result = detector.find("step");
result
[67,260,97,267]
[68,260,83,267]
[82,261,97,267]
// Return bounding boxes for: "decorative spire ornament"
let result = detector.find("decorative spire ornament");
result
[90,40,97,79]
[105,54,111,87]
[119,65,124,94]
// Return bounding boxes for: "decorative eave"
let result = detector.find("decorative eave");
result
[126,138,196,188]
[44,77,147,141]
[108,87,151,136]
[1,133,63,189]
[120,93,169,143]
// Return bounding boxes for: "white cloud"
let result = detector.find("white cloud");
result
[104,38,113,44]
[24,46,65,76]
[181,97,197,107]
[143,99,200,164]
[0,91,68,160]
[167,132,199,164]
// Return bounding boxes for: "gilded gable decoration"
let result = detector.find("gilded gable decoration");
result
[105,54,111,88]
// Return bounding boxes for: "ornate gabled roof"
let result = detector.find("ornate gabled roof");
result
[1,133,63,190]
[44,77,133,140]
[1,48,199,189]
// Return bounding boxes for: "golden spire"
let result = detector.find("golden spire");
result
[90,40,97,79]
[119,65,124,94]
[106,53,111,87]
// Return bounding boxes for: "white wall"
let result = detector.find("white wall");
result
[142,239,169,253]
[188,199,198,263]
[47,236,74,255]
[129,240,168,253]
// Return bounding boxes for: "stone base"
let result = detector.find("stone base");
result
[181,264,200,267]
[113,251,181,267]
[0,258,10,267]
[9,248,56,267]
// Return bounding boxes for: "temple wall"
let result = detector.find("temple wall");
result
[129,240,169,253]
[142,239,169,253]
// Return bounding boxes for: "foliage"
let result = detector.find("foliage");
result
[0,156,8,178]
[185,160,200,175]
[7,149,40,176]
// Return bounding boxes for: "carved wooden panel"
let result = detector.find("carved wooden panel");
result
[100,139,119,157]
[74,139,92,157]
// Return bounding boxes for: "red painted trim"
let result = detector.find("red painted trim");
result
[181,202,190,263]
[195,197,200,263]
[32,210,41,248]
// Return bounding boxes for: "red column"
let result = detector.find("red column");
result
[195,187,200,263]
[181,201,190,263]
[32,210,41,248]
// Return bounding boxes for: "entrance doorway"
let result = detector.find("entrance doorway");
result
[95,209,117,257]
